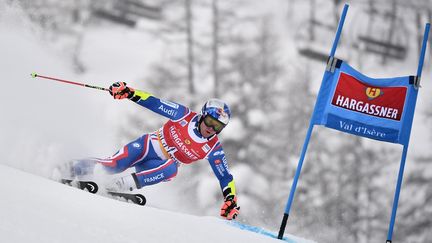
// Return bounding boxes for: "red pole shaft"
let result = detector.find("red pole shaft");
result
[31,73,109,92]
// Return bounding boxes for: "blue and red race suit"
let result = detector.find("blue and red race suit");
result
[76,90,236,198]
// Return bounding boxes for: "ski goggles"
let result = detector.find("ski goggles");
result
[203,115,226,133]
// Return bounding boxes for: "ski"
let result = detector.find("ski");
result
[107,191,147,206]
[60,179,146,206]
[61,179,98,193]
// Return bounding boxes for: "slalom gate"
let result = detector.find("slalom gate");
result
[277,4,430,243]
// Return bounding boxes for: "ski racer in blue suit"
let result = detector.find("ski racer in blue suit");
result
[67,82,239,220]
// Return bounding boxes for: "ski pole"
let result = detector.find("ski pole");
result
[31,72,109,92]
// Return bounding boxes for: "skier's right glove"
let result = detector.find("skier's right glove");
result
[220,195,240,220]
[109,82,135,99]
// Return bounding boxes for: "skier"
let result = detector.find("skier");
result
[62,81,240,220]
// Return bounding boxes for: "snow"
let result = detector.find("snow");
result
[0,164,314,243]
[1,1,431,242]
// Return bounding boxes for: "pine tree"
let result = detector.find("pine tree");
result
[395,102,432,242]
[395,156,432,242]
[15,0,92,72]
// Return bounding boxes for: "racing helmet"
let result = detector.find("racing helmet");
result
[200,98,231,125]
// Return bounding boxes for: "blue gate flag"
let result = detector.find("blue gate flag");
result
[278,3,430,242]
[311,60,418,146]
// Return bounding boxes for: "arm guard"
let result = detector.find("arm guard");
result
[207,144,237,198]
[129,90,189,120]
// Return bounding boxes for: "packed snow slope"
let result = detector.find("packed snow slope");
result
[0,165,315,243]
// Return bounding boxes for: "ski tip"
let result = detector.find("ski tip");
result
[30,72,38,78]
[135,194,146,206]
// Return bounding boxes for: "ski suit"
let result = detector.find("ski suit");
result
[74,90,236,197]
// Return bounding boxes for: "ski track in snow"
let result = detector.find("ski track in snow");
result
[0,164,315,243]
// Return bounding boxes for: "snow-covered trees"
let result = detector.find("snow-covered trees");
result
[14,0,432,242]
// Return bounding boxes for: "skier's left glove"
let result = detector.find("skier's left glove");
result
[220,195,240,220]
[109,82,135,99]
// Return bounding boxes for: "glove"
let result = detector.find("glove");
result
[109,82,135,99]
[220,195,240,220]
